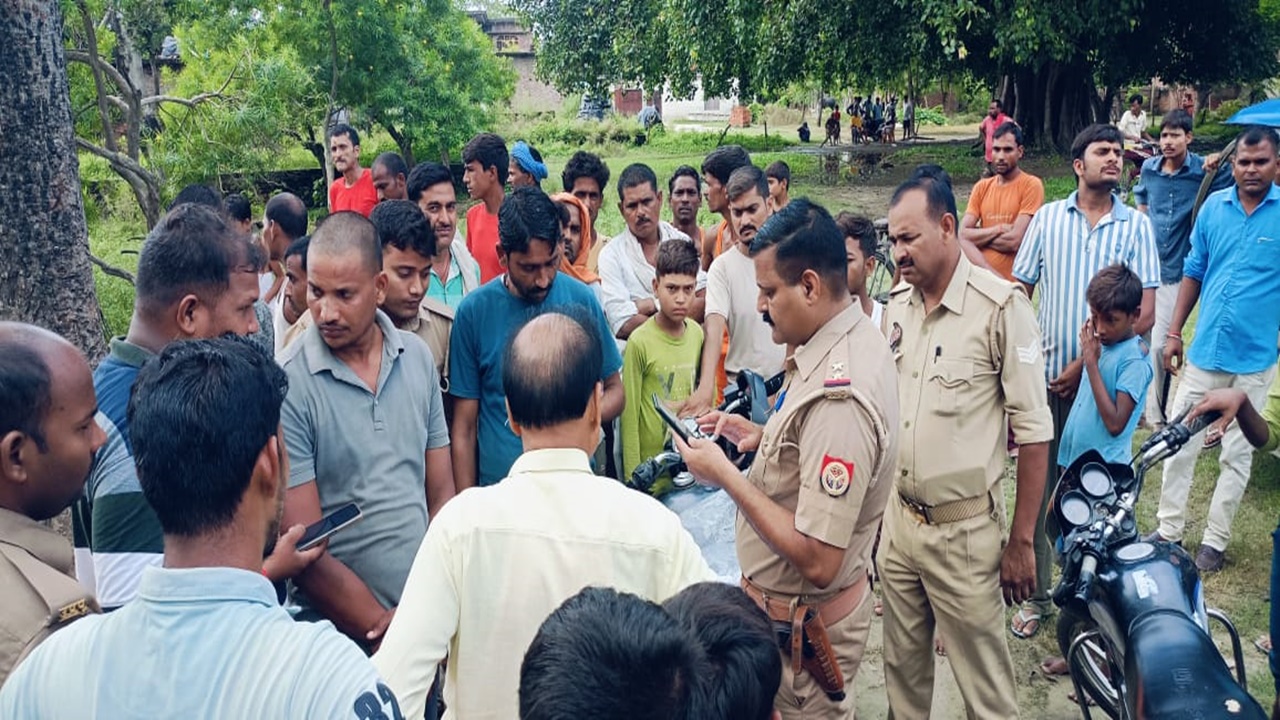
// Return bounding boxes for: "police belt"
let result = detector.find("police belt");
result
[740,574,867,701]
[897,490,992,525]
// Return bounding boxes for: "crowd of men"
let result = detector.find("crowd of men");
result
[1,109,1279,720]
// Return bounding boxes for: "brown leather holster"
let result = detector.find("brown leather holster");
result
[741,575,866,701]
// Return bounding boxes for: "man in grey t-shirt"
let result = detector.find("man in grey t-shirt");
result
[279,212,454,651]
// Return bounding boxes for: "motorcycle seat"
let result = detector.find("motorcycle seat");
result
[1126,610,1267,719]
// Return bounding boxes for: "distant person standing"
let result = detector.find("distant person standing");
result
[1181,91,1197,124]
[978,100,1012,175]
[960,122,1045,281]
[508,141,548,189]
[1117,94,1152,148]
[903,98,916,140]
[765,160,791,210]
[327,123,378,217]
[462,133,509,283]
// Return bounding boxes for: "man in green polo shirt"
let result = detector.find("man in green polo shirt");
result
[278,211,454,650]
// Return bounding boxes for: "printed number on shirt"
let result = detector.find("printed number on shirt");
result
[353,683,404,720]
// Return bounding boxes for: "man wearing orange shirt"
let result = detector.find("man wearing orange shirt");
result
[462,133,509,283]
[327,124,378,217]
[960,122,1044,281]
[698,145,753,270]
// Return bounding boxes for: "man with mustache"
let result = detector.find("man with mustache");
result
[1152,125,1280,574]
[1010,123,1159,645]
[682,165,786,417]
[598,163,707,346]
[279,211,454,649]
[407,162,481,311]
[960,122,1044,282]
[328,123,378,217]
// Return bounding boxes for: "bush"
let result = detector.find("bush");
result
[1208,99,1247,124]
[915,106,948,126]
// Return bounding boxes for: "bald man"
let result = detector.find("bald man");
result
[279,211,453,650]
[375,308,713,720]
[0,323,104,683]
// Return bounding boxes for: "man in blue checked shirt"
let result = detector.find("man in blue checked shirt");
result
[1009,123,1160,641]
[1153,125,1280,574]
[1133,109,1230,425]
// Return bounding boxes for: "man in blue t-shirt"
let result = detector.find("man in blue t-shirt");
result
[449,187,624,489]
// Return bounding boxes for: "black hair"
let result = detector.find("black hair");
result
[552,199,571,227]
[168,184,222,211]
[264,192,308,239]
[520,587,698,720]
[1087,263,1142,315]
[663,583,781,720]
[700,145,752,185]
[498,186,561,255]
[310,211,383,273]
[373,151,408,179]
[1128,93,1143,106]
[0,337,51,451]
[991,98,1004,110]
[128,335,288,537]
[725,165,768,202]
[668,165,701,194]
[764,160,791,187]
[891,173,959,224]
[992,121,1023,146]
[908,163,954,191]
[1160,109,1194,134]
[655,239,701,278]
[1237,124,1280,154]
[284,235,310,267]
[136,203,263,322]
[370,200,436,259]
[1071,124,1124,162]
[328,122,360,146]
[835,211,878,261]
[503,308,602,430]
[617,163,659,201]
[463,132,510,186]
[223,194,252,223]
[406,162,455,202]
[562,151,611,193]
[748,198,847,295]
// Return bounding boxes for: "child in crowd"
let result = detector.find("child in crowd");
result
[1057,264,1153,470]
[835,211,884,329]
[620,239,704,485]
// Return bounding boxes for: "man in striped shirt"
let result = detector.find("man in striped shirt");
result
[1009,123,1160,640]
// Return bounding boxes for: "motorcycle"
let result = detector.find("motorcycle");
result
[1051,410,1267,720]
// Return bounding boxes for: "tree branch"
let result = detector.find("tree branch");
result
[72,1,119,153]
[88,253,136,285]
[141,92,225,108]
[75,136,153,180]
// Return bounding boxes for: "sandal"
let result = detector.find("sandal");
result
[1255,634,1272,655]
[1010,605,1042,639]
[1205,425,1224,449]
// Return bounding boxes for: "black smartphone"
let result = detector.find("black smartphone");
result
[297,502,362,551]
[652,393,693,443]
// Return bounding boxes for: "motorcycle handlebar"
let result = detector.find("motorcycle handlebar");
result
[1075,554,1099,603]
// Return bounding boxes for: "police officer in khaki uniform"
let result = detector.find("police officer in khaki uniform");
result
[0,323,104,682]
[677,199,899,718]
[878,177,1053,718]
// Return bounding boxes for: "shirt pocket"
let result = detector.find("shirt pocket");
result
[750,433,795,497]
[1246,234,1280,274]
[927,358,974,416]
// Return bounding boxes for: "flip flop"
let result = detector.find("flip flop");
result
[1205,426,1224,449]
[1010,606,1042,639]
[1254,634,1272,655]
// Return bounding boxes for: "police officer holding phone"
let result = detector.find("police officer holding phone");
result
[676,199,899,719]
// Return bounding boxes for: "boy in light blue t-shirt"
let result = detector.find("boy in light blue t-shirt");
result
[1058,264,1154,469]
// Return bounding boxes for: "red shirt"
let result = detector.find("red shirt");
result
[465,203,503,283]
[328,168,378,217]
[979,113,1012,162]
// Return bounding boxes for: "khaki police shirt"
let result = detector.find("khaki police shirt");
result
[401,297,454,391]
[0,508,98,683]
[884,255,1053,507]
[737,302,900,597]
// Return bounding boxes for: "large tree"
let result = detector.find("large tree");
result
[2,0,107,361]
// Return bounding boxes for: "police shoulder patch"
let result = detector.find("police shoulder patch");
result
[820,455,854,497]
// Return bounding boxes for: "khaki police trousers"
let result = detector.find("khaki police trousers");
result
[878,491,1019,719]
[775,588,875,719]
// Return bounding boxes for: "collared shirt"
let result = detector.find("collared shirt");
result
[427,235,481,310]
[279,310,449,610]
[71,337,161,609]
[888,255,1054,504]
[1012,192,1160,382]
[705,244,786,376]
[275,309,314,356]
[398,298,454,389]
[0,566,393,719]
[0,508,99,684]
[1117,110,1149,143]
[449,274,623,486]
[373,448,714,720]
[598,221,707,342]
[1184,185,1280,374]
[1133,153,1233,283]
[739,303,899,596]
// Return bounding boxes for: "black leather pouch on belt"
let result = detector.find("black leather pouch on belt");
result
[773,606,846,701]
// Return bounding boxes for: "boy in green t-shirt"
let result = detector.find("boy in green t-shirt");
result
[621,239,705,483]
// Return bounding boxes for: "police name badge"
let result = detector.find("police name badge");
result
[820,455,854,497]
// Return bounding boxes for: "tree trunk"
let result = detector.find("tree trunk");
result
[382,120,416,167]
[1009,61,1105,154]
[1,0,108,363]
